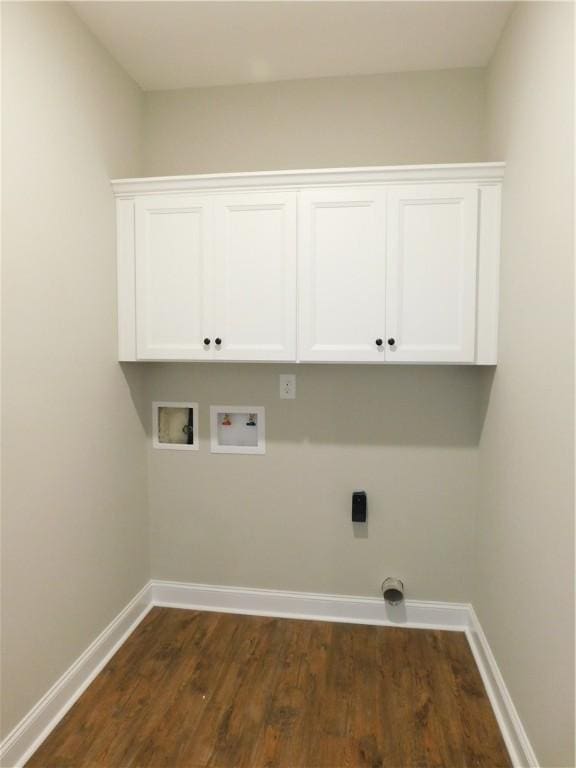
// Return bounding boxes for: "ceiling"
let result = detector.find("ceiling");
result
[73,1,513,92]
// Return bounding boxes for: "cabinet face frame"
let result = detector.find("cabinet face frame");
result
[475,183,502,365]
[117,197,137,361]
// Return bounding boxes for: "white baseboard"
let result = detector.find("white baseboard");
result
[151,579,470,630]
[465,607,539,768]
[1,579,538,768]
[0,582,153,768]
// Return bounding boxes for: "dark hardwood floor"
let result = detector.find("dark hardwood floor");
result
[26,607,511,768]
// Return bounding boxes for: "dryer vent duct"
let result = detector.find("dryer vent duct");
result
[381,577,404,605]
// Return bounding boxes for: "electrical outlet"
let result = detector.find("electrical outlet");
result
[279,374,296,399]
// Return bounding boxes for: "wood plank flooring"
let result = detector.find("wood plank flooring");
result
[26,607,511,768]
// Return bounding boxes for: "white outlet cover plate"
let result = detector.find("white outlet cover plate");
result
[279,374,296,399]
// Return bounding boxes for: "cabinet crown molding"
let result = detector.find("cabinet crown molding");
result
[112,162,505,198]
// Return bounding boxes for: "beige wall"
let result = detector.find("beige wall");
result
[144,68,487,175]
[476,3,575,766]
[143,68,489,601]
[1,3,148,737]
[148,364,481,600]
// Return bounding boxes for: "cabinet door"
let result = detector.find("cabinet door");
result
[211,193,297,361]
[386,184,478,363]
[298,188,387,362]
[135,195,212,360]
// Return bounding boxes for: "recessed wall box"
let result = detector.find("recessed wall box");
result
[153,402,198,451]
[210,406,265,455]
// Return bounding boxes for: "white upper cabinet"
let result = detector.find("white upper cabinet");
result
[135,194,211,360]
[132,192,296,361]
[114,163,503,364]
[385,184,478,363]
[212,193,296,361]
[298,188,387,362]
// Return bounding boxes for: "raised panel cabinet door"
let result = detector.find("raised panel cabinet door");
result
[135,194,212,360]
[211,193,297,361]
[385,184,479,363]
[298,187,387,362]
